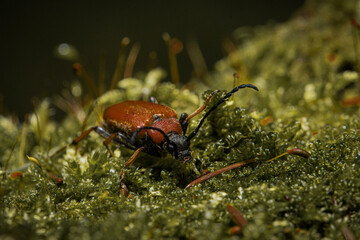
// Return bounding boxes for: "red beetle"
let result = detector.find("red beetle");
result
[60,84,258,188]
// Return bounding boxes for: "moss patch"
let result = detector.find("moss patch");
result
[1,0,360,239]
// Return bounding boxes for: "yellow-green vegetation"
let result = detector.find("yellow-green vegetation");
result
[1,0,360,239]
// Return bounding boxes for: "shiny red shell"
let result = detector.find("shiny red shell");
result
[103,100,183,144]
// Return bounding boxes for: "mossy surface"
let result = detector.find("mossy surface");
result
[1,0,360,239]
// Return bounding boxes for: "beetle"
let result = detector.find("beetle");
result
[60,84,258,188]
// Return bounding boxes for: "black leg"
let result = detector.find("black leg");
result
[179,113,189,133]
[94,126,136,150]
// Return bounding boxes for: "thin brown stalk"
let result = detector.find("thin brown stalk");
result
[110,37,130,89]
[123,43,141,78]
[226,204,247,228]
[185,159,255,189]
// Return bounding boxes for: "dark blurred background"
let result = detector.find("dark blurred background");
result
[0,0,304,118]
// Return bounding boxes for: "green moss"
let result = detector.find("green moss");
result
[1,0,360,239]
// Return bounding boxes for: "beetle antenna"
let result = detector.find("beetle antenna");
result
[186,84,259,141]
[131,126,171,145]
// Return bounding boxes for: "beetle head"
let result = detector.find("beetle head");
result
[167,133,192,162]
[131,126,192,162]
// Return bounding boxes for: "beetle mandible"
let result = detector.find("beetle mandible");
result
[61,84,258,187]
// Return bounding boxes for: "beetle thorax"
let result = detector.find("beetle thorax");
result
[148,118,183,144]
[147,117,191,162]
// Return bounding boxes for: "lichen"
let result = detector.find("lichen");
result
[1,0,360,239]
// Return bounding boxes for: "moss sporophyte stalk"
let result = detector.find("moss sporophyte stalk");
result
[1,0,360,239]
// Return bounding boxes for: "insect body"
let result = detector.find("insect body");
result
[64,84,258,188]
[103,100,191,162]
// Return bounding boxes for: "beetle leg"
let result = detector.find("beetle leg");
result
[149,96,158,104]
[71,126,97,145]
[114,132,137,150]
[93,126,111,139]
[179,113,188,123]
[50,126,98,158]
[51,126,124,158]
[95,126,137,150]
[74,126,118,155]
[102,131,141,156]
[182,90,220,129]
[179,113,189,133]
[102,133,118,156]
[119,146,145,186]
[92,126,137,150]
